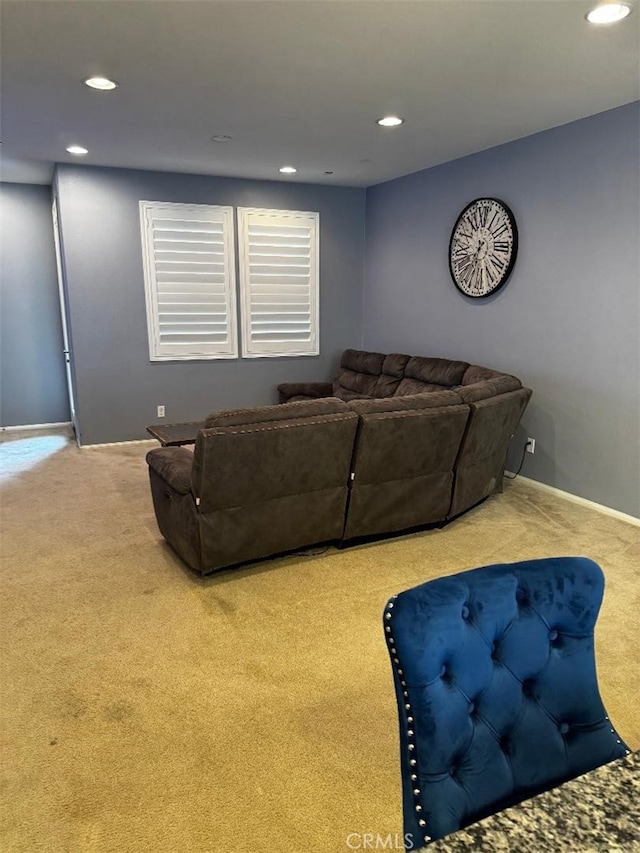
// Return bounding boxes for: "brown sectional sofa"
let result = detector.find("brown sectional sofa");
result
[146,349,531,575]
[279,348,532,526]
[147,398,358,574]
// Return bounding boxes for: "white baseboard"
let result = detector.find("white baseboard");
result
[81,438,156,449]
[506,473,640,527]
[0,421,72,433]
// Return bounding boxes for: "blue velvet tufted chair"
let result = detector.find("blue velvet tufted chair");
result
[383,556,629,848]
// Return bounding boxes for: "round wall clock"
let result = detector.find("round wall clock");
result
[449,197,518,298]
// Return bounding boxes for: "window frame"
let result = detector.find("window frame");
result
[237,207,320,359]
[139,200,238,361]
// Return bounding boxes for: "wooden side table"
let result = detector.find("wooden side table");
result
[146,421,205,447]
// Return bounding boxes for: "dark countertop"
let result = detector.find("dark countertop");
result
[424,751,639,852]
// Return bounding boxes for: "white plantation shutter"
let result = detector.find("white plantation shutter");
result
[140,201,238,360]
[237,208,319,357]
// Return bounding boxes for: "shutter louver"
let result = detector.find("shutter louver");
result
[140,202,238,360]
[238,208,319,357]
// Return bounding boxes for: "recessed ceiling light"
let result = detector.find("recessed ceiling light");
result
[66,144,88,155]
[279,166,297,174]
[84,76,118,90]
[586,3,631,23]
[212,134,233,143]
[377,116,404,127]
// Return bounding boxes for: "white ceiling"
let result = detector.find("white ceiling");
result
[1,0,638,188]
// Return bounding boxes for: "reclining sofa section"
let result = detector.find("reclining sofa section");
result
[146,350,531,575]
[278,348,532,532]
[147,398,358,574]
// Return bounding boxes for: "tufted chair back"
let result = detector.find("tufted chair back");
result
[383,557,629,848]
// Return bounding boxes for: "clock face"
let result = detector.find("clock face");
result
[449,198,518,298]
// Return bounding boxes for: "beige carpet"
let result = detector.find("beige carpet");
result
[1,429,638,853]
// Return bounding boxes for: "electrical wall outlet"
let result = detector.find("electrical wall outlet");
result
[157,405,165,418]
[526,437,535,454]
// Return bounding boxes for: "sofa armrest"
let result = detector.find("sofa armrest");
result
[277,381,333,403]
[146,447,194,494]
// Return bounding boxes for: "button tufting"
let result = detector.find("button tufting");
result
[439,665,447,679]
[499,735,510,753]
[549,629,559,642]
[559,722,570,734]
[522,679,535,697]
[468,701,476,715]
[516,587,529,605]
[461,605,470,620]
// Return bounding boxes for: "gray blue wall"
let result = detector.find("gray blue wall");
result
[364,102,640,517]
[0,183,70,427]
[9,105,637,515]
[55,165,365,445]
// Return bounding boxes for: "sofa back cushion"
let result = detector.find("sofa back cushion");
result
[394,356,470,396]
[449,387,533,518]
[193,399,358,512]
[458,364,522,403]
[343,402,470,539]
[461,364,505,384]
[333,349,386,399]
[374,353,412,397]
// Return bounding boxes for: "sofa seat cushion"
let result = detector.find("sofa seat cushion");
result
[394,377,451,395]
[332,385,375,401]
[276,381,333,403]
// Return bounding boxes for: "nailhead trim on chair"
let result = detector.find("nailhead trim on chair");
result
[385,596,432,846]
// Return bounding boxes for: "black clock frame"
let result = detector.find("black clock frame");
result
[448,197,519,298]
